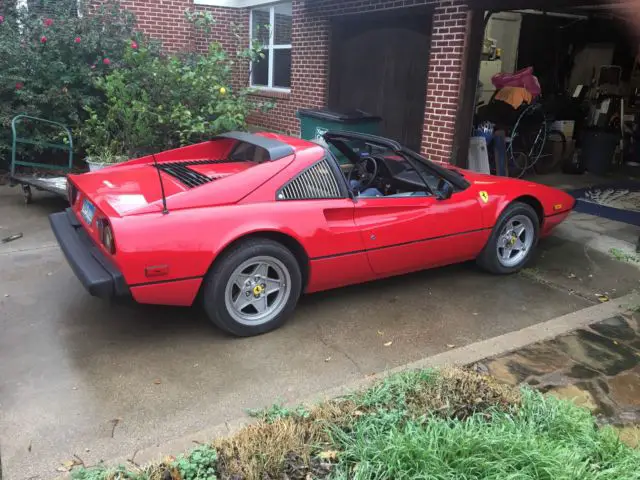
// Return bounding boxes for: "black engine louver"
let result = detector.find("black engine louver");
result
[154,159,226,188]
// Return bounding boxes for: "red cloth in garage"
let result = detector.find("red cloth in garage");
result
[491,67,541,98]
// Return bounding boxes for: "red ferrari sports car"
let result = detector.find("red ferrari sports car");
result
[50,131,574,336]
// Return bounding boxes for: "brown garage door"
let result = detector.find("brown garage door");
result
[328,9,433,151]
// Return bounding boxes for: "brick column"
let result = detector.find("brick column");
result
[290,0,330,114]
[92,0,244,55]
[421,0,469,164]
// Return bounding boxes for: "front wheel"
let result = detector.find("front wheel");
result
[477,202,539,274]
[202,238,302,337]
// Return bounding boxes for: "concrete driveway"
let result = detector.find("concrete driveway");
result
[1,185,639,480]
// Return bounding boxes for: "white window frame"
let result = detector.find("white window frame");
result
[195,0,277,6]
[17,0,83,17]
[249,3,292,93]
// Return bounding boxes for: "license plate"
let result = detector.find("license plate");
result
[80,199,96,225]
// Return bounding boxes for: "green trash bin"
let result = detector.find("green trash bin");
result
[297,108,382,164]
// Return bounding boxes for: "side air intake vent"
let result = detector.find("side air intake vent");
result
[278,159,342,200]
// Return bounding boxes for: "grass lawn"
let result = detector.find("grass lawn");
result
[72,368,640,480]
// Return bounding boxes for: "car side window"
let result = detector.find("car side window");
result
[277,157,346,200]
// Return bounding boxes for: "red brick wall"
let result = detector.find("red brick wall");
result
[421,0,468,163]
[92,0,250,92]
[115,0,191,51]
[108,0,245,55]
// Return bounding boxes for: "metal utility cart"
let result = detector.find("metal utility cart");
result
[10,115,73,204]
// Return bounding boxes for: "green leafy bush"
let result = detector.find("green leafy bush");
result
[1,1,270,167]
[0,0,143,164]
[77,37,271,158]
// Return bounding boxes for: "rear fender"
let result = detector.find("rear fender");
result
[111,205,309,288]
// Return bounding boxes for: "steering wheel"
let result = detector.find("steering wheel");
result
[347,156,379,190]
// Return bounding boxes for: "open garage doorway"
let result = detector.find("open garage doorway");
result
[456,1,640,175]
[328,8,433,151]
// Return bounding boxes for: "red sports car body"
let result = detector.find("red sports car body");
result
[50,131,575,336]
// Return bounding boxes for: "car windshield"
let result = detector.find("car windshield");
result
[323,136,467,192]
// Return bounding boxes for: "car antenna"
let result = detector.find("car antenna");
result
[152,153,169,215]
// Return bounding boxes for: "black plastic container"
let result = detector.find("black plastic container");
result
[579,128,619,175]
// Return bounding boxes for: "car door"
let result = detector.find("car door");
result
[354,183,487,277]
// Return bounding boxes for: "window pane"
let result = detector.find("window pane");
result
[274,3,292,45]
[252,49,269,87]
[251,7,270,45]
[29,0,77,15]
[273,48,291,89]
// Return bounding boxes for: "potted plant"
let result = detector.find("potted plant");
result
[85,148,128,172]
[77,108,129,172]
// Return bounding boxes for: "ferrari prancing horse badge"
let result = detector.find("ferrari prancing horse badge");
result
[479,191,489,203]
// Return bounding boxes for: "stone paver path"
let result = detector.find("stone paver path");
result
[476,313,640,447]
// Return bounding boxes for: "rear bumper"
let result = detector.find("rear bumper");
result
[49,209,129,299]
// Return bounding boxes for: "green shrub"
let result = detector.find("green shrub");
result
[77,36,271,159]
[1,1,269,166]
[0,0,144,164]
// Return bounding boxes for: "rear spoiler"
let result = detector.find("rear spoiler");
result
[217,132,295,161]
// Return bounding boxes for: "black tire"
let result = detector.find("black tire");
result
[476,202,540,274]
[202,238,302,337]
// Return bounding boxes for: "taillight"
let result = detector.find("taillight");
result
[97,219,116,254]
[67,182,78,205]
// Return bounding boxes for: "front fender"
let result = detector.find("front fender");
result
[471,177,574,229]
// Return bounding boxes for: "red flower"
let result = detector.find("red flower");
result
[15,82,24,90]
[43,18,53,27]
[0,16,5,24]
[40,36,47,44]
[103,58,111,65]
[131,40,138,50]
[75,36,81,44]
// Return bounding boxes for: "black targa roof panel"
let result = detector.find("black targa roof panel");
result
[219,132,295,161]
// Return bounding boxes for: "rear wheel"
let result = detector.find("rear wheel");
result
[477,202,539,274]
[202,238,302,337]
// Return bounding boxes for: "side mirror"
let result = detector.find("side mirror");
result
[436,179,454,200]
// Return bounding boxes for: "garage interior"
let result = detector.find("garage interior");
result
[465,2,640,180]
[458,0,640,240]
